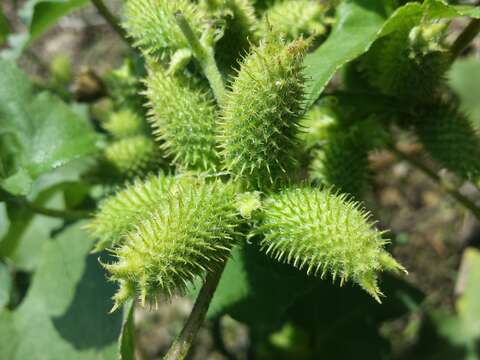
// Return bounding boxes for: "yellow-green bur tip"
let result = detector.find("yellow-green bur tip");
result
[256,187,406,302]
[104,181,242,309]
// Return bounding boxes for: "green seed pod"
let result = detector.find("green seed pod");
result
[299,104,337,150]
[86,174,181,251]
[362,20,449,102]
[103,109,146,139]
[258,0,327,41]
[145,67,219,172]
[219,35,308,189]
[104,135,162,178]
[105,180,241,309]
[123,0,205,60]
[202,0,258,71]
[310,133,370,199]
[257,187,406,302]
[415,106,480,182]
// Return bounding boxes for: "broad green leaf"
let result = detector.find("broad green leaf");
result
[0,60,98,196]
[206,243,315,333]
[449,58,480,128]
[303,0,480,109]
[119,300,135,360]
[0,224,122,360]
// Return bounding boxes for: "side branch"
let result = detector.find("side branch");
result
[175,12,226,104]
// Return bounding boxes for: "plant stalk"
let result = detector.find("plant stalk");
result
[163,262,227,360]
[451,18,480,60]
[22,199,91,221]
[175,12,226,104]
[389,146,480,222]
[91,0,132,47]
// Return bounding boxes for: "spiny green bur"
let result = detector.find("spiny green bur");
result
[105,180,242,309]
[103,109,146,139]
[86,174,180,251]
[259,0,327,41]
[145,66,220,172]
[415,106,480,182]
[123,0,205,60]
[203,0,258,71]
[257,187,406,302]
[362,19,449,102]
[310,133,370,199]
[104,135,162,179]
[299,104,338,150]
[219,35,308,190]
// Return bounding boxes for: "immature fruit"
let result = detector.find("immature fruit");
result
[105,180,241,309]
[415,106,480,182]
[203,0,258,71]
[103,109,146,139]
[257,187,406,301]
[123,0,205,60]
[310,133,370,199]
[86,174,179,251]
[362,20,449,102]
[219,35,308,189]
[299,104,337,150]
[104,135,161,178]
[145,67,220,172]
[259,0,327,41]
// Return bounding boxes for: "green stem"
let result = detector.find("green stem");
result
[451,18,480,60]
[91,0,132,47]
[22,200,91,221]
[175,12,226,104]
[389,146,480,222]
[163,262,227,360]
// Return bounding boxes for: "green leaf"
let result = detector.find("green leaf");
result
[28,0,89,40]
[448,58,480,128]
[457,248,480,339]
[0,60,98,196]
[0,223,122,360]
[119,300,135,360]
[206,243,315,333]
[303,0,480,109]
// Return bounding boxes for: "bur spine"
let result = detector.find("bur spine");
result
[257,187,405,302]
[219,35,308,189]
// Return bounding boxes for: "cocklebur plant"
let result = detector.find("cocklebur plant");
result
[86,0,406,333]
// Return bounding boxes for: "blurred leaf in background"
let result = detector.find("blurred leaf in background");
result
[0,224,122,360]
[0,60,98,196]
[449,58,480,129]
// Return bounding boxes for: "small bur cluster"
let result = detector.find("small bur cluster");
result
[87,0,406,310]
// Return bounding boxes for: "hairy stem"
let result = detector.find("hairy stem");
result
[451,18,480,60]
[91,0,132,47]
[22,199,91,221]
[163,262,226,360]
[390,146,480,222]
[175,12,226,104]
